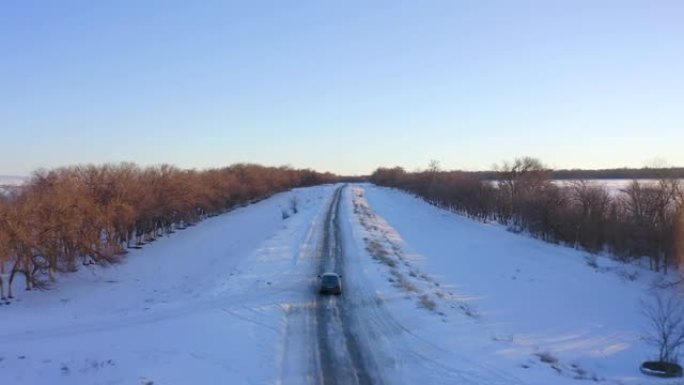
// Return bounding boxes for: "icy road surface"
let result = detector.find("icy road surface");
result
[0,184,666,384]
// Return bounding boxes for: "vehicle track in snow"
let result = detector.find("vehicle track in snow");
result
[313,185,380,385]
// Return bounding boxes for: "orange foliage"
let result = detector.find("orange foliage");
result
[0,162,333,298]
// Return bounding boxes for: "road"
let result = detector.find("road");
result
[313,185,379,385]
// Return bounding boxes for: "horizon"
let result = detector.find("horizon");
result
[2,1,683,175]
[3,160,684,180]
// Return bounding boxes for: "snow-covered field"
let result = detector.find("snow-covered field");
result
[0,175,26,186]
[0,183,673,384]
[359,185,669,384]
[551,179,665,196]
[0,175,25,196]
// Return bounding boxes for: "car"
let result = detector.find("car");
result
[318,272,342,295]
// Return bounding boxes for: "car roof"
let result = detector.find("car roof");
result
[321,272,339,277]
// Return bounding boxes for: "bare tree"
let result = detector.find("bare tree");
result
[622,179,681,271]
[677,203,684,268]
[642,292,684,363]
[0,198,9,300]
[570,180,611,252]
[495,157,550,229]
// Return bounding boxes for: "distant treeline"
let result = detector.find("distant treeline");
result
[371,157,684,272]
[0,163,334,299]
[472,167,684,180]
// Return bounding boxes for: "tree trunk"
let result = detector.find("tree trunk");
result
[8,260,19,298]
[0,274,5,300]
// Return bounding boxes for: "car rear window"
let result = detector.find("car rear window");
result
[322,275,338,286]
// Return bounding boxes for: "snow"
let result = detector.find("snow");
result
[0,175,25,196]
[0,182,674,384]
[358,184,670,384]
[0,185,336,385]
[0,175,26,186]
[551,178,678,196]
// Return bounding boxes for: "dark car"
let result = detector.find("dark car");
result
[318,272,342,295]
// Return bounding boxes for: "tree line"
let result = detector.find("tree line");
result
[0,163,334,299]
[370,157,684,272]
[472,167,684,181]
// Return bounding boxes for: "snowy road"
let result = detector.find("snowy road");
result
[313,185,377,385]
[280,185,381,385]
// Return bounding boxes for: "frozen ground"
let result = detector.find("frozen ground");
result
[551,179,662,196]
[0,183,674,384]
[0,175,26,186]
[359,184,674,384]
[0,175,25,196]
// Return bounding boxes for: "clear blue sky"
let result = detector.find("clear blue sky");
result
[1,1,683,175]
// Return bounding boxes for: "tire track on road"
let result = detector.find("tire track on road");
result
[314,185,378,385]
